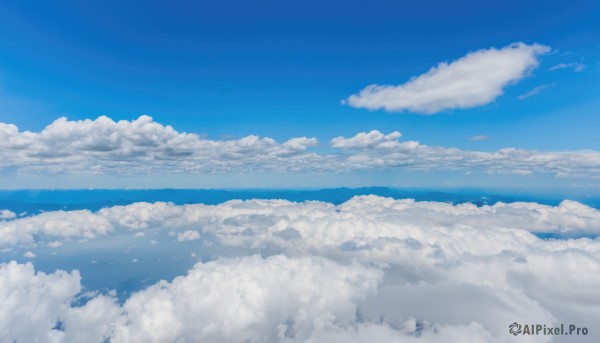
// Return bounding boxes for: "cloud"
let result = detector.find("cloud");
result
[1,117,600,179]
[517,84,551,100]
[344,42,550,114]
[177,230,200,241]
[3,195,600,341]
[113,255,382,342]
[331,130,405,149]
[548,62,585,72]
[0,209,113,246]
[23,251,36,258]
[3,196,600,248]
[469,134,489,141]
[330,130,600,177]
[0,261,120,343]
[0,115,320,175]
[0,209,16,220]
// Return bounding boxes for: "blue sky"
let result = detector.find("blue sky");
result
[0,0,599,189]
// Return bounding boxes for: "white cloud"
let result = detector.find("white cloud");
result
[0,261,120,343]
[331,130,407,150]
[470,134,489,141]
[0,115,320,175]
[177,230,200,242]
[0,209,16,220]
[3,196,600,249]
[113,255,382,342]
[0,209,113,246]
[548,62,585,72]
[23,251,36,258]
[345,42,550,114]
[2,196,600,341]
[330,130,600,177]
[517,84,551,100]
[1,117,600,180]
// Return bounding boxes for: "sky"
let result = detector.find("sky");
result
[0,0,599,190]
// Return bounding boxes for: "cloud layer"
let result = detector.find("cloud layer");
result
[2,196,600,342]
[344,42,550,114]
[3,195,600,249]
[1,117,600,180]
[3,196,600,248]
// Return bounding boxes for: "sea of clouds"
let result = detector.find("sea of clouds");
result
[1,196,600,342]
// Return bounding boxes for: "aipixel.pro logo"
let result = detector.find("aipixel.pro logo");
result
[509,322,588,336]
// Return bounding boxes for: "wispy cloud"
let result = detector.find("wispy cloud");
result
[343,42,550,114]
[548,62,585,72]
[469,134,489,141]
[517,84,551,100]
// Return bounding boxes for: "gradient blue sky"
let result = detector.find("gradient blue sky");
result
[0,0,599,189]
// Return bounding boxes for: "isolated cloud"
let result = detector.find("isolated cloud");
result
[1,117,600,179]
[344,42,550,114]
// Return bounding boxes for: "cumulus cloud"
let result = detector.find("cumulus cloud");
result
[344,42,550,114]
[113,255,382,342]
[332,130,600,177]
[0,115,320,175]
[0,261,120,343]
[331,130,408,150]
[1,117,600,179]
[177,230,200,241]
[0,209,113,246]
[2,196,600,341]
[0,209,16,220]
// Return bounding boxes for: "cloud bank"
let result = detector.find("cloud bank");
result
[330,130,600,178]
[1,117,599,179]
[344,42,550,114]
[2,196,600,342]
[0,115,320,175]
[3,196,600,248]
